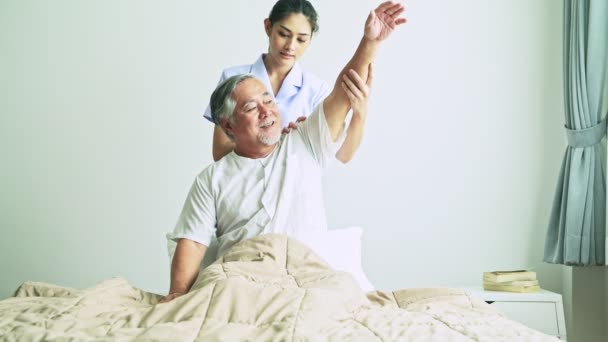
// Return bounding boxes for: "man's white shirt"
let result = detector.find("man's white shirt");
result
[168,102,346,259]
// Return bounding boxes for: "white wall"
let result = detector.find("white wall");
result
[1,0,564,309]
[321,0,565,292]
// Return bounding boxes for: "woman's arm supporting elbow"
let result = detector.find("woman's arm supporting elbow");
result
[212,125,236,161]
[335,114,366,163]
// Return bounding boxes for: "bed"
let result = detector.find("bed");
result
[0,234,558,341]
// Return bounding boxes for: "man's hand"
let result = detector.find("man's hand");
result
[364,1,407,42]
[159,292,185,304]
[282,116,307,134]
[341,64,373,120]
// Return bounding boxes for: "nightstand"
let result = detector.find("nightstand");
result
[462,287,567,340]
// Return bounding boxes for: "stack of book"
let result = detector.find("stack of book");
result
[483,270,540,293]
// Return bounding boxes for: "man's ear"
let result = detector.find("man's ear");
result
[220,118,235,138]
[264,18,272,37]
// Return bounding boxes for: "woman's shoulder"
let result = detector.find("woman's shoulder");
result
[301,69,325,84]
[300,69,330,96]
[302,70,327,87]
[219,54,265,80]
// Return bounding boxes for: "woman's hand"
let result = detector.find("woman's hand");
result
[341,64,373,119]
[364,1,407,42]
[282,116,307,134]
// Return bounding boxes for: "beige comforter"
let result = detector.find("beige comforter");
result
[0,234,557,341]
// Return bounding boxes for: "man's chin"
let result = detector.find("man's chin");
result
[258,132,281,146]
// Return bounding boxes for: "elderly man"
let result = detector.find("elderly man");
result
[162,2,406,302]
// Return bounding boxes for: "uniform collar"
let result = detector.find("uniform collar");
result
[251,54,269,80]
[251,54,303,99]
[281,60,303,90]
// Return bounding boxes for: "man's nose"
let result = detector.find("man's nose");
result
[258,103,271,117]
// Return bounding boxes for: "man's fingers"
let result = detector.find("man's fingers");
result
[296,116,306,122]
[390,6,405,17]
[387,3,404,16]
[376,1,396,13]
[159,293,178,303]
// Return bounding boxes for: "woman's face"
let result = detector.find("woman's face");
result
[266,13,313,67]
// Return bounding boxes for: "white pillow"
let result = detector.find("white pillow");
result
[295,227,375,292]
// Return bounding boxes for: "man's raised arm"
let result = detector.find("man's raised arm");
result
[323,1,406,140]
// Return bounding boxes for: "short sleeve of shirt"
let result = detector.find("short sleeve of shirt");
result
[313,80,331,110]
[166,173,217,247]
[296,100,346,168]
[203,71,230,123]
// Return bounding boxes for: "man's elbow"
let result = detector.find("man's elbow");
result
[336,151,353,164]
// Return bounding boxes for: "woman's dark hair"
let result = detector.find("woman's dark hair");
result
[268,0,319,34]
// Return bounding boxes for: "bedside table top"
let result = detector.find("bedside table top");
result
[461,286,563,302]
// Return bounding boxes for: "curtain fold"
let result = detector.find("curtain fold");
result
[543,0,608,266]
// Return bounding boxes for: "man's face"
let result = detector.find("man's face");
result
[226,78,282,150]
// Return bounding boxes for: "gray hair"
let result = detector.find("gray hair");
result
[210,74,256,140]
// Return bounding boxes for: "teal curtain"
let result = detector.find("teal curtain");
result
[544,0,608,266]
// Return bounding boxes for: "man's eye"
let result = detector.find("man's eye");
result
[279,32,289,38]
[264,99,273,105]
[246,107,257,113]
[298,39,307,43]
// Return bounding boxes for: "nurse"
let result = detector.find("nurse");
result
[203,0,364,163]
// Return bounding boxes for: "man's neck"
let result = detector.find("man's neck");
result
[233,143,278,159]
